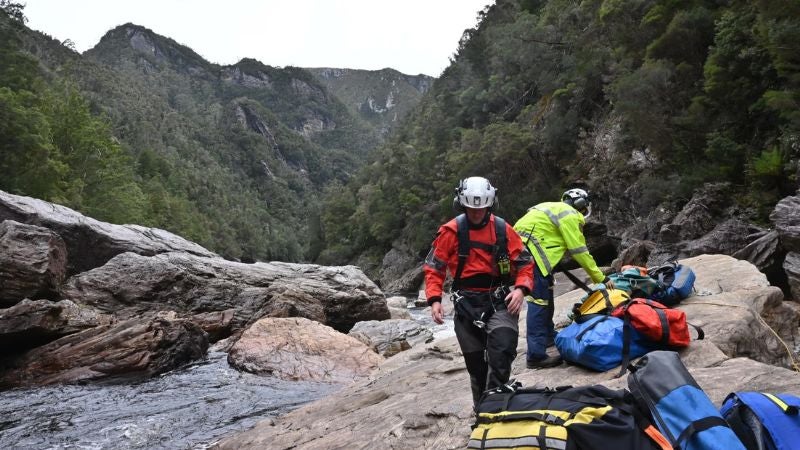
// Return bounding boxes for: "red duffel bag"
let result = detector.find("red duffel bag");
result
[611,298,703,348]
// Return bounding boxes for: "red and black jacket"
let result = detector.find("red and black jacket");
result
[424,214,534,305]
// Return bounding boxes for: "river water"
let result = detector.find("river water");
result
[0,352,337,449]
[0,303,450,449]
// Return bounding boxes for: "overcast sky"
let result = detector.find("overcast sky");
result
[24,0,492,77]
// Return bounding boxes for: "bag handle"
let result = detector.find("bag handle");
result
[673,416,731,448]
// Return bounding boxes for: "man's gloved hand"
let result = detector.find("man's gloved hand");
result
[603,276,615,290]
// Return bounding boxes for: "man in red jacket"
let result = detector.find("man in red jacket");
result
[424,176,534,408]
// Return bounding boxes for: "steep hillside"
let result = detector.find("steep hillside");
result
[307,67,433,136]
[317,0,800,285]
[2,9,410,262]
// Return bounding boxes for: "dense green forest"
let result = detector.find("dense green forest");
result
[0,2,384,261]
[317,0,800,276]
[2,1,798,276]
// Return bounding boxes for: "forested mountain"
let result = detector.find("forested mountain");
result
[0,5,429,262]
[307,68,433,136]
[317,0,799,282]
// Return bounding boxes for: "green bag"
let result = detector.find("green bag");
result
[609,267,662,299]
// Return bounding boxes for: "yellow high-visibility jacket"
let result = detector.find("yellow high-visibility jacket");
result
[513,201,604,283]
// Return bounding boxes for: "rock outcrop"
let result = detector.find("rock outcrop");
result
[214,255,800,449]
[0,316,208,388]
[0,220,67,306]
[60,251,389,333]
[0,190,396,388]
[348,319,433,357]
[227,317,383,382]
[0,191,217,275]
[772,194,800,300]
[0,299,111,353]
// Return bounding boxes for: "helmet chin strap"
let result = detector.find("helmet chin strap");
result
[582,204,592,219]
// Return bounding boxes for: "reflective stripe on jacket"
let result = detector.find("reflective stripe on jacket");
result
[513,202,604,283]
[423,214,534,301]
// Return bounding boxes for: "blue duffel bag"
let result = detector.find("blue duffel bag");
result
[627,351,746,450]
[555,315,654,372]
[720,391,800,450]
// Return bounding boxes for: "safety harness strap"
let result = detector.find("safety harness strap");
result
[453,215,510,291]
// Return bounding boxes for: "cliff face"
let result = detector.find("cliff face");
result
[307,67,434,136]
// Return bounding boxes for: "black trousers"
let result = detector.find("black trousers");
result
[454,297,519,408]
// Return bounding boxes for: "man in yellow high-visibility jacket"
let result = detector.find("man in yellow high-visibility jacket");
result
[513,188,613,369]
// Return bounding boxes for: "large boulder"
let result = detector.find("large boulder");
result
[0,220,67,306]
[227,317,383,382]
[0,299,111,353]
[772,194,800,252]
[0,190,217,276]
[212,254,800,449]
[733,230,782,271]
[61,252,389,333]
[348,319,433,357]
[0,316,208,388]
[785,252,800,301]
[379,248,424,294]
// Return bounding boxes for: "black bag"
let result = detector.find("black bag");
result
[470,383,671,450]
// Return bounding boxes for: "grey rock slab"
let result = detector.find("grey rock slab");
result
[0,190,217,276]
[0,220,67,305]
[61,252,389,333]
[0,316,208,388]
[348,319,433,357]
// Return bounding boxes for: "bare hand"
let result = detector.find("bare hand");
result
[605,278,616,290]
[430,302,444,324]
[505,288,525,316]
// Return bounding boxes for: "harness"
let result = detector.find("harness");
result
[452,214,511,292]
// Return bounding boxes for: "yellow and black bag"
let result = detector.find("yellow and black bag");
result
[469,384,670,450]
[571,286,631,322]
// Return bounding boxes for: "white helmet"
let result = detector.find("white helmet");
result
[456,176,497,209]
[562,188,591,216]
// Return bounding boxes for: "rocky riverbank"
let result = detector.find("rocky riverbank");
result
[213,254,800,449]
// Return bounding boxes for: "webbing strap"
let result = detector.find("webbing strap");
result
[454,214,470,291]
[673,416,730,448]
[617,314,633,378]
[654,307,670,345]
[454,214,509,291]
[561,268,592,293]
[477,410,567,426]
[689,323,705,340]
[762,393,799,415]
[537,426,548,450]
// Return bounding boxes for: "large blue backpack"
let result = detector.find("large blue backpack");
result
[555,315,654,372]
[720,392,800,450]
[649,261,696,306]
[627,351,746,450]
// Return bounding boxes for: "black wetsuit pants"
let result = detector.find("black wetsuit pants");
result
[453,295,519,408]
